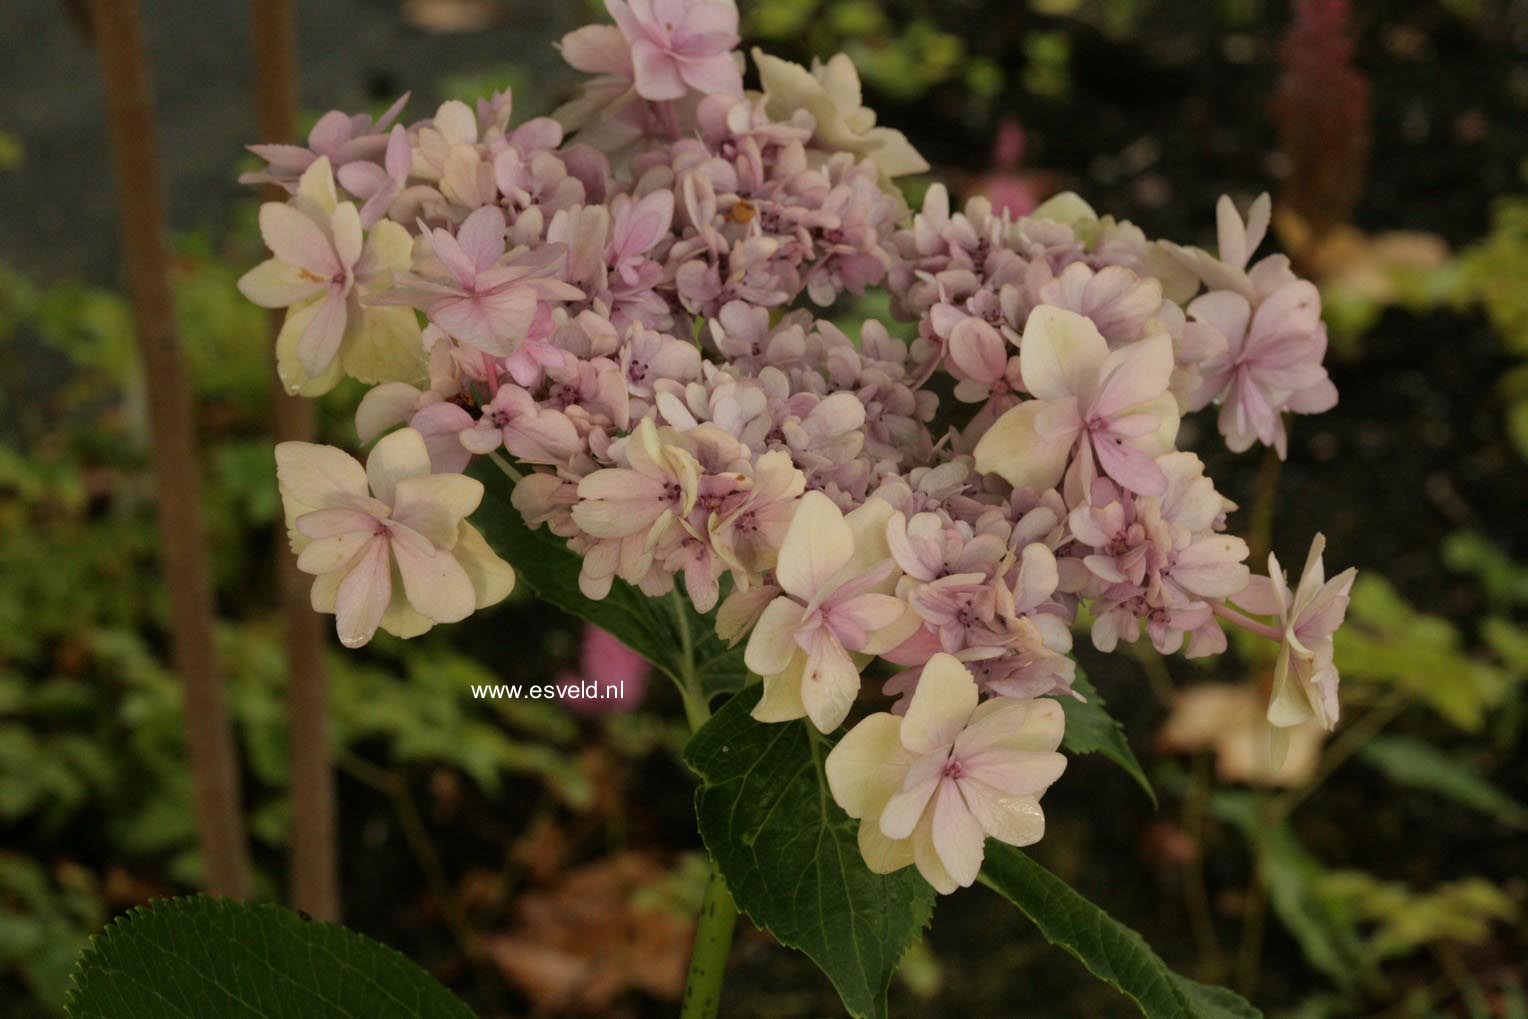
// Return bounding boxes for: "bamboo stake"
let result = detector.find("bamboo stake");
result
[251,0,340,922]
[89,0,252,899]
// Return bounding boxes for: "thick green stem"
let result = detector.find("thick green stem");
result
[670,590,711,731]
[681,862,739,1019]
[670,591,739,1019]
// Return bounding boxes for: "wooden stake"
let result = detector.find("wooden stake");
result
[89,0,252,899]
[251,0,341,922]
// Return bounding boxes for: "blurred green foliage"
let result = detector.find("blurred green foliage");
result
[1319,872,1518,964]
[0,242,614,1012]
[0,130,21,172]
[1322,166,1528,462]
[1335,575,1516,732]
[745,0,1011,110]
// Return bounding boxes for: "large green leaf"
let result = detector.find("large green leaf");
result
[1357,734,1528,829]
[684,686,936,1019]
[467,458,745,701]
[64,896,476,1019]
[981,844,1261,1019]
[1057,673,1156,805]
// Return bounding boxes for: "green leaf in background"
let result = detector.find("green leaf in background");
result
[1442,531,1528,610]
[64,896,476,1019]
[1057,673,1156,806]
[467,457,746,702]
[1357,734,1528,829]
[1335,576,1511,730]
[1318,870,1518,962]
[684,686,936,1019]
[1211,793,1373,992]
[0,856,103,1011]
[980,844,1261,1019]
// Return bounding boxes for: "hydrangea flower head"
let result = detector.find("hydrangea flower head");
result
[239,25,1355,894]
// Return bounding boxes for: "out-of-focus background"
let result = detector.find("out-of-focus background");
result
[1,1,1525,1016]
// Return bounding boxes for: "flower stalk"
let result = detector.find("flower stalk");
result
[671,591,739,1019]
[681,861,739,1019]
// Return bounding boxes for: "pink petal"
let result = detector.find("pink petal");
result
[431,288,536,355]
[960,748,1067,797]
[560,24,635,76]
[930,779,985,887]
[297,289,349,377]
[260,202,340,277]
[1019,305,1109,402]
[957,777,1046,847]
[630,39,687,101]
[1188,290,1252,350]
[901,654,977,756]
[878,753,943,840]
[237,259,325,308]
[1091,433,1166,496]
[457,206,508,272]
[296,530,373,574]
[337,160,388,199]
[1091,331,1173,418]
[426,229,479,291]
[390,524,476,624]
[296,506,378,540]
[799,627,860,732]
[612,189,674,260]
[677,53,742,95]
[333,538,392,648]
[1231,575,1283,616]
[307,110,355,155]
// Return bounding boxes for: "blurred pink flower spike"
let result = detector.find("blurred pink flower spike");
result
[973,119,1040,217]
[558,624,653,714]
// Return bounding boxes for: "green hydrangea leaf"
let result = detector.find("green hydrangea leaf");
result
[684,686,936,1019]
[64,896,476,1019]
[981,844,1261,1019]
[1056,673,1156,805]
